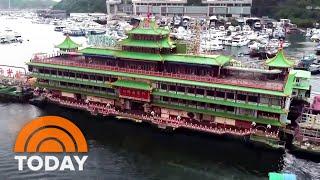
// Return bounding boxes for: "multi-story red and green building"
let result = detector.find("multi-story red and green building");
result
[27,20,312,149]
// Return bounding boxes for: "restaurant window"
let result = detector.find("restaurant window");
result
[169,85,176,91]
[50,70,57,75]
[188,87,195,94]
[209,104,216,109]
[225,92,234,99]
[196,89,205,96]
[82,74,89,79]
[179,99,186,105]
[97,76,103,81]
[90,75,96,80]
[237,93,247,101]
[161,84,167,90]
[190,101,197,106]
[216,91,225,98]
[76,73,82,78]
[162,96,169,102]
[271,98,281,106]
[69,72,75,78]
[171,98,179,103]
[226,106,235,113]
[198,102,206,108]
[177,86,185,93]
[248,95,258,103]
[216,105,226,111]
[207,90,215,97]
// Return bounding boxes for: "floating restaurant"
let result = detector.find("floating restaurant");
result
[27,19,315,150]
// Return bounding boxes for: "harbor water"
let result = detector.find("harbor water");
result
[0,18,319,179]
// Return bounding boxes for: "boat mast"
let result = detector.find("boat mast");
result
[8,0,11,9]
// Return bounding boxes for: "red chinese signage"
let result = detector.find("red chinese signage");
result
[119,87,150,102]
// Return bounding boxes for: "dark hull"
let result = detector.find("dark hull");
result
[33,98,265,148]
[289,144,320,161]
[250,50,277,60]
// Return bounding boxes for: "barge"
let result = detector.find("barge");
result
[26,19,315,150]
[0,85,33,102]
[291,96,320,156]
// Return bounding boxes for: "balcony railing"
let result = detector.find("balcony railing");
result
[31,56,284,91]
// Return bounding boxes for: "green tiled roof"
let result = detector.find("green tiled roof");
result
[27,62,288,97]
[266,49,295,68]
[290,70,311,90]
[56,36,81,50]
[80,48,164,61]
[127,20,170,35]
[291,69,311,79]
[121,38,175,49]
[112,80,152,90]
[153,102,283,127]
[164,54,231,66]
[79,47,116,56]
[115,51,164,61]
[153,90,286,114]
[79,47,231,66]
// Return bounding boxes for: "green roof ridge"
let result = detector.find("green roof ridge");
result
[284,71,296,95]
[266,49,294,68]
[112,79,152,90]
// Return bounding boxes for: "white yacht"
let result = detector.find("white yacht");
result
[201,40,223,51]
[231,35,250,47]
[223,36,233,46]
[219,26,225,31]
[311,33,320,42]
[305,28,312,37]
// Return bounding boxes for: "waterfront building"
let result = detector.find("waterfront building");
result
[106,0,122,14]
[27,19,311,149]
[132,0,252,17]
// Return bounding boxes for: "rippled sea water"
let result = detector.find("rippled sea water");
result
[0,17,319,180]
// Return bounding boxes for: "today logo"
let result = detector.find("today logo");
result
[13,116,88,171]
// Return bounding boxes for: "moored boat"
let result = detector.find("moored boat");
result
[0,85,33,102]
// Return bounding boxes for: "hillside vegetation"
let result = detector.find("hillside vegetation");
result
[53,0,106,13]
[253,0,320,27]
[0,0,56,9]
